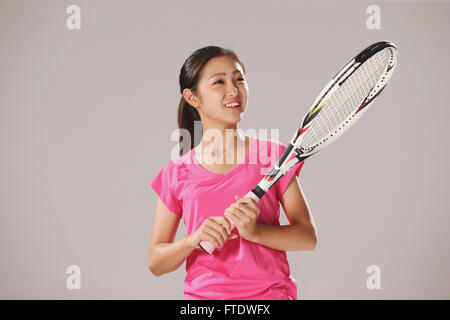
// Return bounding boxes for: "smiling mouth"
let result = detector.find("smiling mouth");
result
[224,102,241,109]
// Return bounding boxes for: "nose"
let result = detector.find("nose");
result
[227,84,239,97]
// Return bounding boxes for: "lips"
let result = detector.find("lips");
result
[224,100,241,105]
[224,101,241,109]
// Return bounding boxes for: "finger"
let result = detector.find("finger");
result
[202,227,222,248]
[224,210,238,228]
[215,216,232,233]
[232,203,255,219]
[235,206,254,223]
[230,202,246,212]
[236,210,251,224]
[226,208,245,227]
[212,220,231,243]
[237,197,258,211]
[204,224,227,247]
[212,224,229,245]
[235,195,254,207]
[204,226,224,247]
[207,216,230,233]
[224,209,235,224]
[238,198,261,216]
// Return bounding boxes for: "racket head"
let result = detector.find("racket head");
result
[254,41,398,199]
[292,41,398,157]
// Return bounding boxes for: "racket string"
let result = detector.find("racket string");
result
[301,49,391,151]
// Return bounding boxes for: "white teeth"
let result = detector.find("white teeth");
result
[225,102,240,107]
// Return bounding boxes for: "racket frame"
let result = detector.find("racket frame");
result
[198,41,398,254]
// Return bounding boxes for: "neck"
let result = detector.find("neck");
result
[197,125,245,157]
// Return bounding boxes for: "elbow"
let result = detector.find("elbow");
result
[301,237,317,251]
[148,263,163,277]
[148,252,163,277]
[308,235,318,251]
[305,228,318,251]
[296,223,318,251]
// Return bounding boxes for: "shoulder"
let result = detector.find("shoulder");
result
[158,149,194,181]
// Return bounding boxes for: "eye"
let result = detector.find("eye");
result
[213,78,245,85]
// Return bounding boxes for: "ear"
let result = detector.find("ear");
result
[182,88,200,109]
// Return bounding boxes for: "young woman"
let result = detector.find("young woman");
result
[148,46,317,300]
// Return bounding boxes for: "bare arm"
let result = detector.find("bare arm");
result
[147,197,193,276]
[250,175,318,251]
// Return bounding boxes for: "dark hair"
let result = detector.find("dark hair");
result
[177,46,246,156]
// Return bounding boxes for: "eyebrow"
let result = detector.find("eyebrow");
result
[209,69,243,79]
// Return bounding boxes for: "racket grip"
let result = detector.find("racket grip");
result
[197,190,261,254]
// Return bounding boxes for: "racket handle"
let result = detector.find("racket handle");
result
[198,190,261,254]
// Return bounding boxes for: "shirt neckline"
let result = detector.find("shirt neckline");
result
[191,136,256,177]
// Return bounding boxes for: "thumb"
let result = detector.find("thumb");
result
[230,234,238,239]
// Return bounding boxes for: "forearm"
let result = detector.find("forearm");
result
[148,235,195,276]
[251,222,317,251]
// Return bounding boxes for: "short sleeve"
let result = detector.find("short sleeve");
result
[149,161,183,218]
[275,144,305,201]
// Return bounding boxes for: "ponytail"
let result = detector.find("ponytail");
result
[177,97,201,156]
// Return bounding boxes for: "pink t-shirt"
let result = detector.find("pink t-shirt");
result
[149,136,305,300]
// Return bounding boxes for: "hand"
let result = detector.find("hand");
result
[189,216,238,250]
[224,195,261,242]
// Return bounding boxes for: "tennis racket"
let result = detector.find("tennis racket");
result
[199,40,398,254]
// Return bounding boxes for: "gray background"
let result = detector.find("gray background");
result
[1,0,449,299]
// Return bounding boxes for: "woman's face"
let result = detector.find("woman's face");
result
[185,55,248,128]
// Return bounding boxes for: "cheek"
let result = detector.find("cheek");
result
[210,86,227,96]
[201,89,225,105]
[239,83,248,95]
